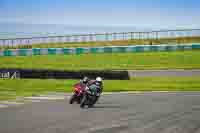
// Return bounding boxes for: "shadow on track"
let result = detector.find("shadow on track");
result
[91,104,122,109]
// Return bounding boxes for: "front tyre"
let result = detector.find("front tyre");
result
[69,94,76,104]
[80,94,87,108]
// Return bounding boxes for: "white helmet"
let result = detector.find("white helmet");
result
[96,77,102,82]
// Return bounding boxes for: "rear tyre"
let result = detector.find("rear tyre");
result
[88,103,94,108]
[93,96,99,104]
[77,97,81,104]
[88,95,97,108]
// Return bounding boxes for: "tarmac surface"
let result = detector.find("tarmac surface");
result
[128,69,200,77]
[0,92,200,133]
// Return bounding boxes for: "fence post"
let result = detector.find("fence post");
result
[11,39,14,49]
[156,31,158,40]
[139,32,141,40]
[113,33,117,40]
[3,40,5,48]
[89,34,93,42]
[131,32,134,40]
[66,36,70,43]
[105,33,109,41]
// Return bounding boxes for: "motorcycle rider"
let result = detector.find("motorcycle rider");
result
[79,76,89,90]
[79,76,103,95]
[87,77,103,93]
[95,77,103,93]
[80,76,103,92]
[87,77,103,104]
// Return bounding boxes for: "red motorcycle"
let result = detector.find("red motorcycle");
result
[69,83,86,104]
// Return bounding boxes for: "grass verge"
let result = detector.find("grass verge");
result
[0,51,200,70]
[1,77,200,100]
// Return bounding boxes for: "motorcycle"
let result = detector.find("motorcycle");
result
[80,85,100,108]
[69,83,86,104]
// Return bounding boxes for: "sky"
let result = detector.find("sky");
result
[0,0,200,29]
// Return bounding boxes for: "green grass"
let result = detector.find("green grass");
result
[0,50,200,70]
[1,36,200,49]
[1,77,200,100]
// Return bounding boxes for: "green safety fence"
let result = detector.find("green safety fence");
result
[0,43,200,57]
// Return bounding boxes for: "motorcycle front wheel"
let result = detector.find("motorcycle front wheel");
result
[69,94,76,104]
[80,94,87,108]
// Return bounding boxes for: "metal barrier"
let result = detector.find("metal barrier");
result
[0,29,200,48]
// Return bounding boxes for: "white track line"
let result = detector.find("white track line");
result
[25,96,65,100]
[102,92,143,95]
[0,104,8,108]
[0,101,25,105]
[23,99,42,103]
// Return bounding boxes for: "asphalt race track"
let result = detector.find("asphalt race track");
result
[1,92,200,133]
[128,70,200,77]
